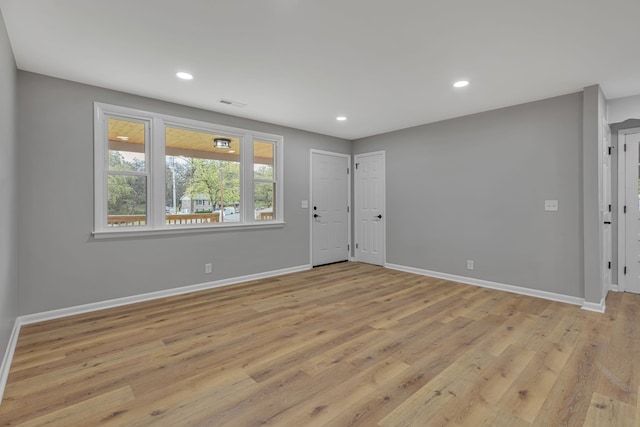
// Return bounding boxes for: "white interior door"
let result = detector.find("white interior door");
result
[355,151,385,266]
[624,132,640,293]
[311,151,350,267]
[601,120,612,290]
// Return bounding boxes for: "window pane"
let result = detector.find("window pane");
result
[254,140,274,180]
[107,175,147,227]
[254,182,274,221]
[108,118,145,172]
[165,127,241,224]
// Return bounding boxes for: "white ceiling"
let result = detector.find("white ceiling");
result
[1,0,639,140]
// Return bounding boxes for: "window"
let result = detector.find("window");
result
[254,140,276,221]
[105,117,149,226]
[94,103,283,235]
[165,126,242,225]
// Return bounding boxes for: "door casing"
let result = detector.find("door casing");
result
[601,119,612,291]
[616,128,640,293]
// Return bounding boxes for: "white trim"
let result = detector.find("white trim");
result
[94,104,105,231]
[601,119,612,298]
[0,320,21,404]
[309,149,352,267]
[610,283,619,292]
[93,221,285,239]
[581,298,606,313]
[617,130,626,291]
[385,263,585,307]
[19,264,311,326]
[617,128,640,292]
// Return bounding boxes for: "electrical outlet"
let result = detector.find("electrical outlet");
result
[205,263,212,274]
[544,200,559,211]
[467,260,474,270]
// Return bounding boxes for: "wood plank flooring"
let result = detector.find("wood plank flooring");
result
[1,262,640,426]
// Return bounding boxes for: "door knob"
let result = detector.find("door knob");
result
[314,214,321,218]
[376,214,382,219]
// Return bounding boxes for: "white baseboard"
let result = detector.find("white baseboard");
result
[384,263,585,307]
[610,283,619,292]
[0,263,311,407]
[20,264,312,326]
[582,298,607,313]
[0,319,21,404]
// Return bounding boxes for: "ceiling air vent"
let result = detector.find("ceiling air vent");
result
[218,98,247,108]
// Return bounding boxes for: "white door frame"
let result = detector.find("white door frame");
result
[354,150,386,266]
[616,127,640,292]
[601,118,612,293]
[309,149,351,266]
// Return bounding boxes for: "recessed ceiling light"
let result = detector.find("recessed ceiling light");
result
[453,80,469,88]
[176,72,194,80]
[336,116,347,121]
[116,136,129,141]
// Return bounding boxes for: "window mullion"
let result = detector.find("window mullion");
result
[150,118,166,228]
[94,105,107,231]
[275,139,283,222]
[243,133,254,223]
[107,170,147,178]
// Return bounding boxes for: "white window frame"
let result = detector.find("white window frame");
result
[253,138,279,220]
[94,102,284,238]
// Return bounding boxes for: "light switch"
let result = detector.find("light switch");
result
[301,200,309,208]
[544,200,558,211]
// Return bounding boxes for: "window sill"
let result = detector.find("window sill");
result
[92,221,285,240]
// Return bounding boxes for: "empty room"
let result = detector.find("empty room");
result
[1,1,640,426]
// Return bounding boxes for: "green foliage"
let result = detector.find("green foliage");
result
[254,182,274,210]
[254,164,273,180]
[107,174,131,211]
[186,159,240,209]
[109,152,246,217]
[254,165,274,210]
[107,152,146,215]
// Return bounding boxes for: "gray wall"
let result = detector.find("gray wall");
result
[609,95,640,124]
[0,11,17,355]
[353,93,584,298]
[17,72,350,315]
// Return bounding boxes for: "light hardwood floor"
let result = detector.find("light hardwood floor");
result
[1,262,639,426]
